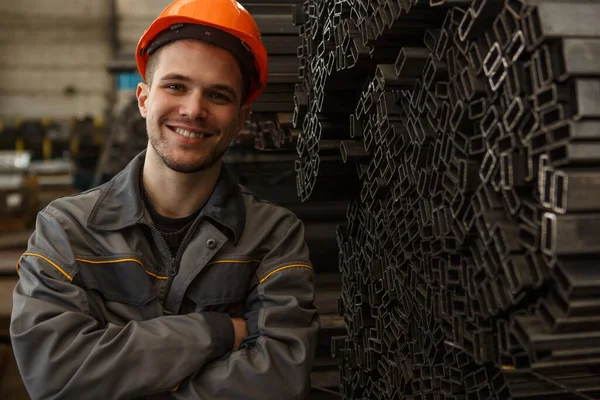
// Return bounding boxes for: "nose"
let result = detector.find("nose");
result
[179,91,208,121]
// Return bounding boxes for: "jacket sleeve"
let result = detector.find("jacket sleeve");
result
[171,217,320,400]
[10,210,235,400]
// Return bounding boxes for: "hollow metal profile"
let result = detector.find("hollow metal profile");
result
[573,79,600,119]
[551,169,600,214]
[546,120,600,143]
[542,212,600,257]
[537,287,600,334]
[522,2,600,50]
[547,141,600,168]
[551,260,600,306]
[340,139,371,162]
[395,46,432,79]
[543,38,600,83]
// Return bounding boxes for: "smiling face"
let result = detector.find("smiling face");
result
[136,39,250,174]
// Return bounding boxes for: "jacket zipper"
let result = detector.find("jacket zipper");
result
[170,217,202,276]
[139,221,176,304]
[141,216,204,306]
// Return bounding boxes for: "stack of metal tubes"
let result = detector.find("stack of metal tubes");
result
[292,0,600,398]
[229,2,300,151]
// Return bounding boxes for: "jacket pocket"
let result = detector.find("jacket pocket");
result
[185,260,257,313]
[77,258,163,323]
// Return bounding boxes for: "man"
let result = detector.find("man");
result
[10,0,319,399]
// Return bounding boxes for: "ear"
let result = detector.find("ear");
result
[136,82,149,118]
[235,105,251,133]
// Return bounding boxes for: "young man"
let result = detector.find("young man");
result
[10,0,319,398]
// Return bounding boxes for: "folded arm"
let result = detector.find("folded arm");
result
[171,217,320,400]
[10,210,234,400]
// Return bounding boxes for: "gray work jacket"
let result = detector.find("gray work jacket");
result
[10,151,319,400]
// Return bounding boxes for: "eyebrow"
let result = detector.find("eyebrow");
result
[207,84,238,100]
[160,73,192,83]
[159,74,238,100]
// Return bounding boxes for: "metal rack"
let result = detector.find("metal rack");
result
[292,0,600,398]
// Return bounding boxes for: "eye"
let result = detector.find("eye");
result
[209,92,231,103]
[165,84,185,91]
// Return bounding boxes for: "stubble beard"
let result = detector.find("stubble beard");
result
[148,124,227,174]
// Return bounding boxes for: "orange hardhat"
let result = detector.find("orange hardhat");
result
[136,0,268,105]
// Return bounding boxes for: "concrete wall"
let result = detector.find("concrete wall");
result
[0,0,113,120]
[117,0,171,55]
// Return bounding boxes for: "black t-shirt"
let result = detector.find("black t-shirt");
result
[140,174,201,256]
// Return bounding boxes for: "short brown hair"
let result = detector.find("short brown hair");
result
[145,46,164,87]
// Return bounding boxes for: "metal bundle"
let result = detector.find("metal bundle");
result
[236,112,299,151]
[293,0,444,202]
[233,3,302,149]
[294,0,600,398]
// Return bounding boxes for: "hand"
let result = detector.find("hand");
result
[231,317,247,351]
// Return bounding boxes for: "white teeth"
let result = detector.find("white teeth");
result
[174,127,206,138]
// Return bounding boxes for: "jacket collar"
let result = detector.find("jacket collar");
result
[87,150,245,244]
